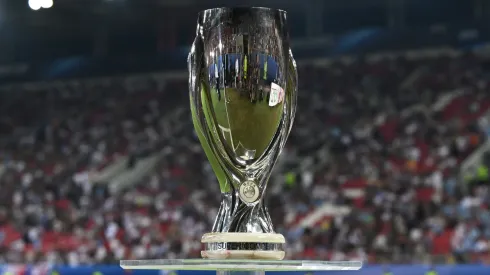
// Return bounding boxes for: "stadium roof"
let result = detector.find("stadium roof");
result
[0,0,482,64]
[2,0,472,29]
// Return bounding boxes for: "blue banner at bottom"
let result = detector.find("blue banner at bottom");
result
[1,264,490,275]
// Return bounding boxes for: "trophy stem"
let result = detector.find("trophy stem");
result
[212,192,274,233]
[201,192,285,260]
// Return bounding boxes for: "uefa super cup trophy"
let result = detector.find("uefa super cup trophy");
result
[188,7,297,260]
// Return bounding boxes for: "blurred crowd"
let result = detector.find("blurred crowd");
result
[1,50,490,265]
[286,52,490,264]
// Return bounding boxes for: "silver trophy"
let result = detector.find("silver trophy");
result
[188,7,297,260]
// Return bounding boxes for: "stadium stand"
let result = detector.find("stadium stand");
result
[1,47,490,265]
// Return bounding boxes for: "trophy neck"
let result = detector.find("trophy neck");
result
[212,192,274,233]
[196,7,288,38]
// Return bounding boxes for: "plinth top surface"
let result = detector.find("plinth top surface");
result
[120,259,363,271]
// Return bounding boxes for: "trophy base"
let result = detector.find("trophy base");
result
[201,250,285,260]
[201,233,286,260]
[120,259,363,275]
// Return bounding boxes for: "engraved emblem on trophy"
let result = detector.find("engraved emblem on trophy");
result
[188,7,298,260]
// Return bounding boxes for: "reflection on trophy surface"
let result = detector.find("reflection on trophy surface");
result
[188,7,298,260]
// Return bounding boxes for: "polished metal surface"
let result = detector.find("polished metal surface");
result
[188,7,297,253]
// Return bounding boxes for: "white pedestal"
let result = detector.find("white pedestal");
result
[201,232,286,260]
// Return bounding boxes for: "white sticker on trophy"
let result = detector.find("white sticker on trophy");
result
[269,82,284,107]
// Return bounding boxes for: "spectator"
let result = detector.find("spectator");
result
[0,49,490,264]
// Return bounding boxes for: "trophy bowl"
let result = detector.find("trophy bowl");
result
[188,7,298,260]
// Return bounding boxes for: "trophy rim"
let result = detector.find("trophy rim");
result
[198,7,287,17]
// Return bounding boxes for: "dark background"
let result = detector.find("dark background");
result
[0,0,487,62]
[1,0,490,85]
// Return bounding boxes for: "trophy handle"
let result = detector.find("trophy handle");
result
[188,36,231,193]
[282,48,298,146]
